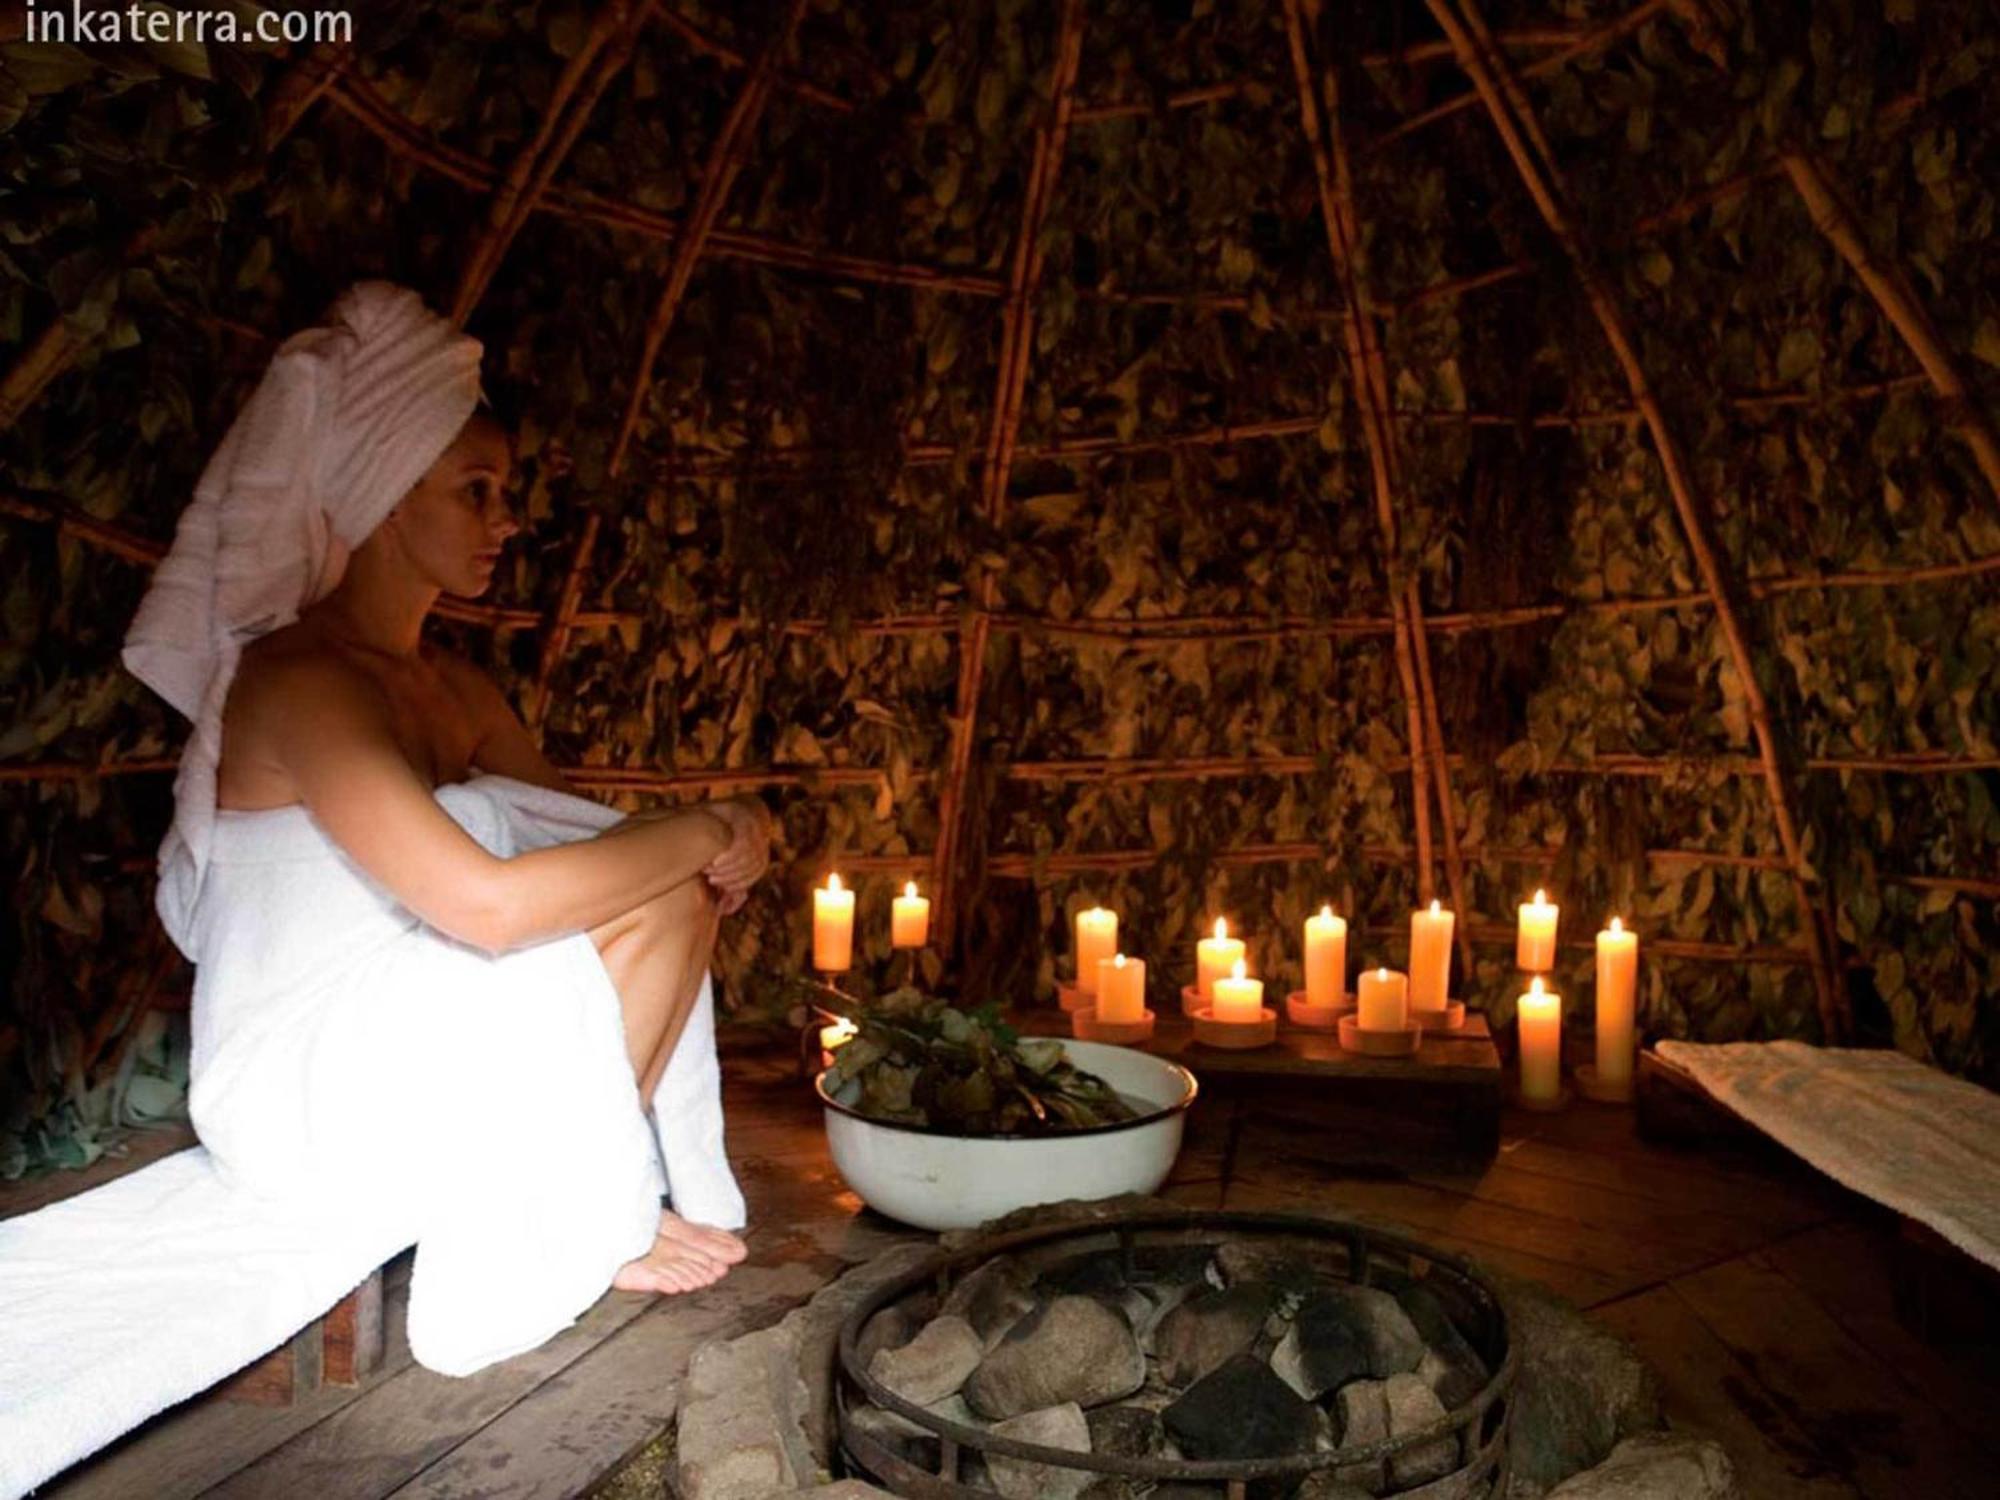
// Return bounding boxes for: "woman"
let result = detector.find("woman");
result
[122,283,763,1374]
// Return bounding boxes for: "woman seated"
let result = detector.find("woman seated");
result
[122,283,766,1373]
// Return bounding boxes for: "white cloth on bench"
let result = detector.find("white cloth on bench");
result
[1655,1039,2000,1272]
[0,773,745,1496]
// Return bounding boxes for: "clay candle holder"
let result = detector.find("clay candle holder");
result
[1337,1012,1424,1057]
[1342,966,1420,1057]
[1072,1006,1158,1045]
[1413,999,1468,1032]
[1193,959,1276,1049]
[1285,989,1350,1031]
[1055,981,1091,1013]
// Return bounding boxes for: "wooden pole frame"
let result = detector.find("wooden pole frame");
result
[1423,0,1846,1041]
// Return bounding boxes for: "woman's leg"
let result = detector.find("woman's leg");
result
[586,876,747,1293]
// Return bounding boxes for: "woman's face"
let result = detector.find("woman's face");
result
[391,413,519,596]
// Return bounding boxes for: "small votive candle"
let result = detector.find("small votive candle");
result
[1197,917,1247,1004]
[1096,953,1147,1025]
[818,1016,857,1070]
[1517,888,1560,972]
[1595,917,1640,1092]
[891,881,931,948]
[1304,905,1348,1008]
[1518,976,1563,1105]
[1410,900,1454,1012]
[812,873,855,971]
[1075,906,1118,996]
[1357,966,1409,1031]
[1212,957,1265,1025]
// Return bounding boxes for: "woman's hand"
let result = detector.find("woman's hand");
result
[702,797,774,915]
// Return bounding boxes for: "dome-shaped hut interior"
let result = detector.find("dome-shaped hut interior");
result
[3,2,1999,1496]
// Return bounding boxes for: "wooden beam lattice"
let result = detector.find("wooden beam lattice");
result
[1285,0,1474,968]
[451,0,656,328]
[930,0,1087,953]
[1424,0,1846,1040]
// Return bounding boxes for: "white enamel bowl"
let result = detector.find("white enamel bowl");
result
[815,1040,1199,1232]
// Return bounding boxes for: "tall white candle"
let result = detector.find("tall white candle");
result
[1074,906,1118,996]
[813,874,855,972]
[1518,977,1563,1104]
[1409,900,1455,1012]
[1197,917,1247,1004]
[1357,966,1409,1031]
[891,881,931,948]
[1517,888,1559,972]
[1304,905,1348,1008]
[1212,958,1265,1025]
[1096,953,1147,1025]
[1595,917,1640,1091]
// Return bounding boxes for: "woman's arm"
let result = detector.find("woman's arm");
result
[262,656,729,954]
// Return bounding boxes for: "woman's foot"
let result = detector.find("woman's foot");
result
[611,1210,750,1295]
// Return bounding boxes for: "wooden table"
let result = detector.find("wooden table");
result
[1017,1006,1505,1165]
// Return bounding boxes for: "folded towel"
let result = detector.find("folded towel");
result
[120,281,483,957]
[0,774,746,1497]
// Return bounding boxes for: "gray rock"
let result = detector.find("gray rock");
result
[940,1193,1186,1253]
[866,1314,984,1405]
[1419,1345,1489,1410]
[1294,1478,1377,1500]
[1384,1370,1460,1488]
[986,1402,1093,1500]
[1163,1353,1320,1461]
[1154,1283,1277,1385]
[1084,1403,1165,1459]
[1273,1283,1420,1398]
[1496,1275,1664,1490]
[1399,1280,1494,1404]
[965,1295,1146,1419]
[1341,1284,1428,1374]
[1543,1433,1738,1499]
[852,1303,924,1373]
[767,1483,903,1500]
[939,1254,1040,1347]
[1212,1237,1319,1291]
[676,1323,813,1500]
[1336,1379,1391,1451]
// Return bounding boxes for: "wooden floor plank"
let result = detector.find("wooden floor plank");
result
[1672,1257,1996,1500]
[1495,1134,1838,1230]
[1588,1285,1862,1500]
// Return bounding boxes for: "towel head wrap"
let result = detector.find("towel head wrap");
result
[122,281,484,953]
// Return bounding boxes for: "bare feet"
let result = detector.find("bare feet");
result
[611,1210,750,1295]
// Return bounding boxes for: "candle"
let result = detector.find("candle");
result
[1197,917,1247,1004]
[1074,906,1118,995]
[1304,905,1348,1008]
[1518,977,1563,1104]
[1595,916,1640,1091]
[1096,953,1147,1025]
[892,881,931,948]
[818,1015,858,1071]
[1409,900,1455,1012]
[1357,966,1409,1031]
[1517,888,1560,971]
[812,873,855,971]
[1212,958,1265,1025]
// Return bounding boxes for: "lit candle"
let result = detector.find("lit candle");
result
[1096,953,1147,1025]
[892,881,931,948]
[1074,907,1118,995]
[1304,905,1348,1008]
[812,873,855,972]
[1595,917,1640,1091]
[1197,917,1247,1004]
[1409,900,1455,1012]
[1518,977,1563,1104]
[1357,966,1409,1031]
[818,1016,857,1068]
[1212,958,1265,1025]
[1517,888,1559,972]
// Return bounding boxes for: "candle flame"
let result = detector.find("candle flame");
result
[903,881,918,899]
[1231,958,1248,981]
[1113,953,1127,969]
[1529,976,1546,995]
[1534,888,1547,904]
[1429,899,1442,915]
[1213,916,1228,940]
[1319,903,1334,921]
[1377,966,1388,980]
[1610,915,1624,933]
[826,873,843,893]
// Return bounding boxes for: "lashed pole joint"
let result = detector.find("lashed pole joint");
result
[1425,0,1845,1041]
[931,0,1087,955]
[1283,0,1473,965]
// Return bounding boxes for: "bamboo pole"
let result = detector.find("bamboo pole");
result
[451,1,655,327]
[608,0,806,480]
[1780,151,2000,510]
[930,0,1087,952]
[529,512,602,727]
[1285,0,1471,957]
[652,7,862,113]
[1426,0,1846,1041]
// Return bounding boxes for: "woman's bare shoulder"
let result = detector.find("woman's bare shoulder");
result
[232,625,379,721]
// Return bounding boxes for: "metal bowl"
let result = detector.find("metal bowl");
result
[814,1040,1198,1231]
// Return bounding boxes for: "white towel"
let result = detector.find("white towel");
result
[1656,1039,2000,1272]
[0,774,747,1497]
[120,280,483,957]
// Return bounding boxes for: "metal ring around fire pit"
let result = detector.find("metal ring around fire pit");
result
[835,1209,1518,1499]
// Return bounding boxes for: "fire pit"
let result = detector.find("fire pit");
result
[834,1209,1517,1498]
